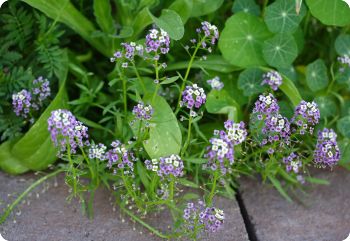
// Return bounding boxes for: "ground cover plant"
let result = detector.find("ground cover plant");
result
[0,0,350,240]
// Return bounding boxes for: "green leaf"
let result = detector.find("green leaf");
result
[178,178,199,188]
[265,0,306,33]
[232,0,261,16]
[335,34,350,56]
[142,95,182,159]
[166,55,241,73]
[262,33,298,68]
[191,0,224,17]
[219,12,272,68]
[131,7,153,38]
[136,161,150,189]
[336,68,350,90]
[314,96,337,118]
[184,158,208,164]
[268,175,292,202]
[93,0,115,34]
[169,0,193,24]
[293,27,305,53]
[150,9,184,40]
[160,76,179,85]
[305,177,329,185]
[305,59,328,92]
[0,139,29,174]
[338,139,350,168]
[337,116,350,138]
[342,100,350,117]
[206,90,241,121]
[305,0,350,26]
[22,0,109,56]
[238,68,266,97]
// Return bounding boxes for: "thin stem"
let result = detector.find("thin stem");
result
[0,169,64,224]
[152,60,159,103]
[207,170,219,205]
[87,188,95,219]
[181,115,193,156]
[132,62,146,94]
[122,77,127,115]
[67,143,77,196]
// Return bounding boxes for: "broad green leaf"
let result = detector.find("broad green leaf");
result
[160,76,179,85]
[278,66,297,82]
[191,0,224,17]
[22,0,109,56]
[150,9,184,40]
[0,140,29,174]
[237,68,266,97]
[265,0,306,33]
[142,95,182,158]
[262,33,298,68]
[219,12,272,68]
[206,90,241,121]
[314,96,337,118]
[93,0,114,34]
[336,68,350,90]
[306,0,350,26]
[131,7,153,38]
[338,139,350,168]
[305,59,328,92]
[293,27,305,53]
[232,0,260,16]
[337,116,350,138]
[169,0,193,24]
[279,100,294,119]
[335,34,350,56]
[341,100,350,117]
[166,55,241,73]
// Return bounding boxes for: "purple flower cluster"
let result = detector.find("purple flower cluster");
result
[132,102,154,121]
[110,42,144,67]
[338,55,350,69]
[207,76,224,90]
[261,114,291,146]
[205,120,247,175]
[291,101,320,135]
[197,21,219,46]
[262,71,282,91]
[180,84,206,112]
[145,28,170,55]
[32,76,51,108]
[47,109,89,157]
[145,154,184,178]
[88,143,107,161]
[252,93,280,117]
[183,201,224,234]
[12,89,32,118]
[106,140,136,175]
[314,128,340,168]
[283,152,302,173]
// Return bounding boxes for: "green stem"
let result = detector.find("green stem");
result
[87,188,96,219]
[132,62,146,94]
[0,169,64,224]
[207,170,219,205]
[67,143,77,196]
[181,115,193,156]
[122,77,127,115]
[152,60,159,103]
[262,0,269,17]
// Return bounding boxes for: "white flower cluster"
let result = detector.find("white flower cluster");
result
[214,208,225,221]
[299,101,318,114]
[226,124,247,145]
[89,143,107,161]
[211,138,229,158]
[207,76,224,90]
[149,28,169,42]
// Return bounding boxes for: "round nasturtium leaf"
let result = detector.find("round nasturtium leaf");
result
[293,27,305,54]
[191,0,224,17]
[306,0,350,26]
[150,9,184,40]
[336,68,350,90]
[305,59,328,92]
[219,12,272,68]
[278,66,297,82]
[337,116,350,138]
[232,0,260,16]
[342,100,350,117]
[237,68,266,97]
[262,33,298,68]
[314,96,337,118]
[338,139,350,167]
[264,0,306,33]
[335,34,350,56]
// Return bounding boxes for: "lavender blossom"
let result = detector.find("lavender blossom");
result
[145,154,184,178]
[283,152,302,173]
[224,120,248,145]
[88,143,107,161]
[132,102,154,121]
[32,76,50,108]
[338,55,350,69]
[12,89,32,118]
[47,109,89,156]
[314,128,340,168]
[145,28,170,55]
[291,100,320,135]
[261,114,291,146]
[199,206,225,233]
[262,71,282,91]
[110,42,144,67]
[197,21,219,46]
[252,93,280,118]
[207,76,224,90]
[106,140,136,175]
[180,84,206,110]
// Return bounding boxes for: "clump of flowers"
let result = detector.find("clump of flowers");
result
[110,42,144,67]
[145,154,184,178]
[224,120,248,145]
[145,28,170,56]
[338,55,350,69]
[261,114,291,146]
[314,128,340,168]
[32,76,51,108]
[283,152,302,173]
[197,21,219,46]
[180,84,206,114]
[262,71,282,91]
[89,143,107,161]
[132,102,154,121]
[291,100,320,135]
[47,109,89,156]
[12,89,32,118]
[252,93,280,118]
[207,76,224,90]
[106,140,136,175]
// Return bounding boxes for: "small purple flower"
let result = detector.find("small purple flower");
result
[338,55,350,69]
[106,140,136,175]
[262,71,282,91]
[12,89,32,118]
[32,76,50,108]
[252,93,280,117]
[314,128,340,168]
[199,207,225,233]
[207,76,224,90]
[283,152,302,173]
[262,114,291,146]
[145,154,184,178]
[224,120,248,145]
[88,143,107,161]
[198,21,219,45]
[132,102,154,121]
[145,28,170,55]
[47,109,89,156]
[180,84,206,110]
[110,42,144,64]
[291,100,320,135]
